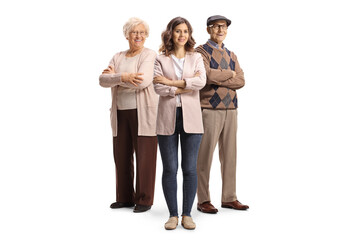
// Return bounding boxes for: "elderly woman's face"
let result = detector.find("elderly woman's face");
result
[128,24,146,50]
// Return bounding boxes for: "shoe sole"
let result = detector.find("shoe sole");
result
[133,208,151,213]
[110,203,135,209]
[181,223,195,230]
[165,226,177,230]
[221,205,249,210]
[197,207,218,214]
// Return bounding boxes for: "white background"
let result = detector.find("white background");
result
[1,0,359,239]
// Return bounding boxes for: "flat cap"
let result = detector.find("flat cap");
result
[207,15,231,26]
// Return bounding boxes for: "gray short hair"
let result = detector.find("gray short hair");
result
[123,17,149,38]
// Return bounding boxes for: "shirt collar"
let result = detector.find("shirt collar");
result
[207,39,224,49]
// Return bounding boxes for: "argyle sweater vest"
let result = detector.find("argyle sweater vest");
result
[196,43,242,109]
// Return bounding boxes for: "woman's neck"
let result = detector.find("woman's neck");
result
[126,47,144,57]
[173,46,186,59]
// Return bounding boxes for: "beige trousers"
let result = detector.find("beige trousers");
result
[197,109,238,204]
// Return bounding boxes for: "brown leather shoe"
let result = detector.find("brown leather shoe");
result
[221,200,249,210]
[197,201,218,213]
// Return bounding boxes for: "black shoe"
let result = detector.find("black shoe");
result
[110,202,135,209]
[133,205,151,213]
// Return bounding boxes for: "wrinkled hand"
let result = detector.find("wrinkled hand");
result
[153,76,172,86]
[122,72,144,87]
[102,65,115,74]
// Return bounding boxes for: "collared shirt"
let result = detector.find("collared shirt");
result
[207,39,224,50]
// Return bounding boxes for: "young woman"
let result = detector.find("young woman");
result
[153,17,206,230]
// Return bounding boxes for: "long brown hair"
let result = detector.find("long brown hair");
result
[159,17,196,56]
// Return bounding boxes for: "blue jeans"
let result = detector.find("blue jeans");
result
[158,108,202,217]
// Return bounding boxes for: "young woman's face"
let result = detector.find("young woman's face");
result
[172,23,189,48]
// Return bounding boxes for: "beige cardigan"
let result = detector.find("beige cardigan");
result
[154,52,206,135]
[99,48,158,136]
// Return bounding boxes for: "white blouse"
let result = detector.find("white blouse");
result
[171,54,185,107]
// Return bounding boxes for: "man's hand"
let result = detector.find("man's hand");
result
[231,70,236,78]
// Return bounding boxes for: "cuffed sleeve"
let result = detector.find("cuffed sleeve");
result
[99,54,123,88]
[99,70,122,88]
[184,53,206,91]
[153,56,178,97]
[153,84,177,97]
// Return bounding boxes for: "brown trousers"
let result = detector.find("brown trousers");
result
[113,109,157,206]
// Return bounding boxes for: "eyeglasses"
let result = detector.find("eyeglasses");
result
[130,31,146,36]
[209,24,228,31]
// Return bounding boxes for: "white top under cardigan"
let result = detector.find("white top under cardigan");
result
[171,54,185,107]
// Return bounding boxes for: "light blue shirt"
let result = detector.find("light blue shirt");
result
[207,39,224,50]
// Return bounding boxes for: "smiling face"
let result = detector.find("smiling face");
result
[207,20,228,47]
[172,23,189,49]
[127,24,146,51]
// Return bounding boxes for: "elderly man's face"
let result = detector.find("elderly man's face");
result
[207,20,228,45]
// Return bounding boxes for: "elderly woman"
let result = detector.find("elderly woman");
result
[99,17,158,213]
[153,17,206,230]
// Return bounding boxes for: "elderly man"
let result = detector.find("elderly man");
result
[196,15,249,213]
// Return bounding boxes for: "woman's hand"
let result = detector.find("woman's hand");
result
[175,88,192,95]
[153,76,173,86]
[122,72,144,87]
[102,65,115,74]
